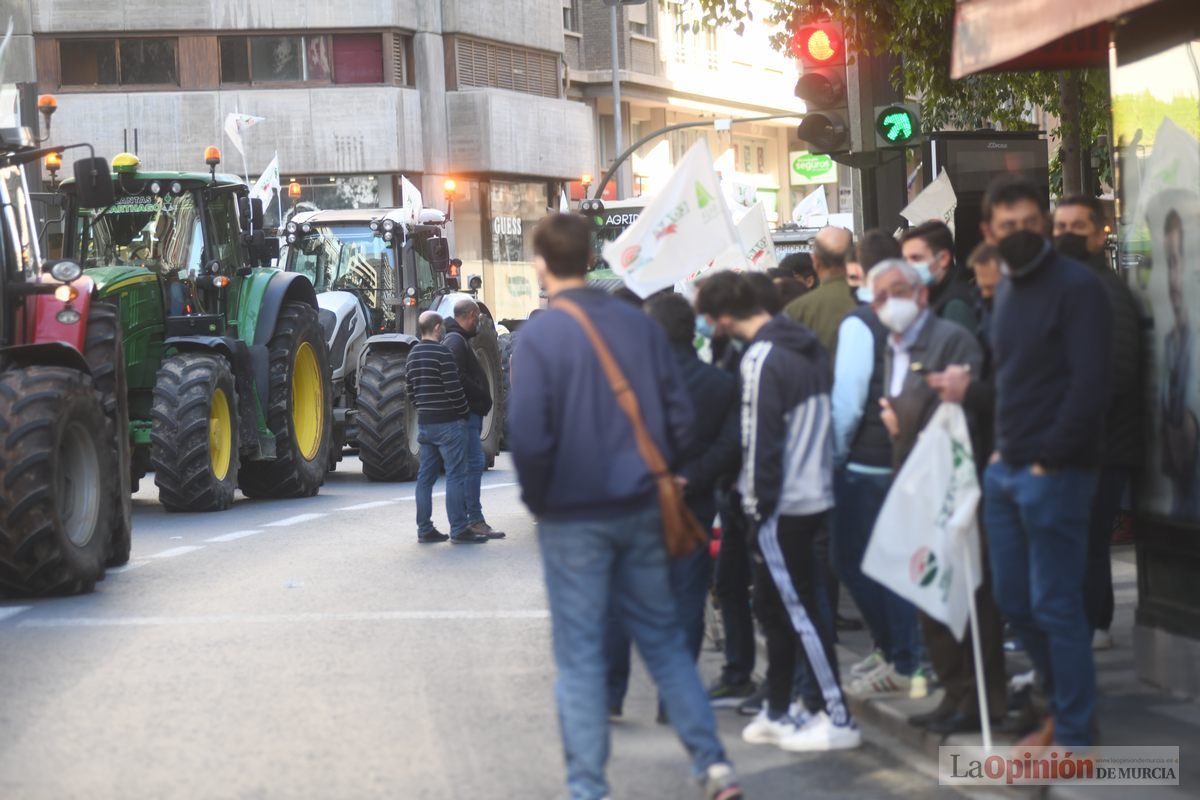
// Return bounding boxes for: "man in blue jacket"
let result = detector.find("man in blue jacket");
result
[508,214,743,800]
[980,175,1113,750]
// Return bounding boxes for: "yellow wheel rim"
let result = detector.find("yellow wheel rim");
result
[291,341,324,461]
[209,388,232,481]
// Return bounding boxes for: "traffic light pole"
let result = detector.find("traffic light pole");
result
[590,113,800,201]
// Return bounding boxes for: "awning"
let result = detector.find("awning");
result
[950,0,1158,78]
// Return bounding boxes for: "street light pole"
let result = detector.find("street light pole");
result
[609,0,624,198]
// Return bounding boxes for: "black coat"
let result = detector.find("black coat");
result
[443,318,493,417]
[672,344,740,521]
[1085,254,1145,467]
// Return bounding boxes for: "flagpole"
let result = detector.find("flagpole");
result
[960,540,993,753]
[273,150,281,227]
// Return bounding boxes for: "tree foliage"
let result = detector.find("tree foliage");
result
[695,0,1111,194]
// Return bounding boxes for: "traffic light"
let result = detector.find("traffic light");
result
[792,21,849,154]
[874,103,921,148]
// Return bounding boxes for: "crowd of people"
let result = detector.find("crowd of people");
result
[421,171,1136,800]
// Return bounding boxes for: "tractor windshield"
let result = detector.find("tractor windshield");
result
[289,225,396,309]
[75,193,204,279]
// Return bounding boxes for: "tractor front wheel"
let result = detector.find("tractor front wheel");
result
[84,302,132,564]
[0,367,116,596]
[238,302,332,498]
[356,350,420,482]
[151,353,239,512]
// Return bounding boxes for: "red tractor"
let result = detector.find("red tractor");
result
[0,124,130,597]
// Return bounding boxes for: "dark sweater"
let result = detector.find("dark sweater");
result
[671,344,740,521]
[1083,253,1144,467]
[930,262,979,333]
[443,318,494,418]
[992,246,1112,468]
[508,287,693,520]
[405,340,469,424]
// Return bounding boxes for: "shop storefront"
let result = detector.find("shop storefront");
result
[952,0,1200,695]
[276,174,391,228]
[450,177,553,325]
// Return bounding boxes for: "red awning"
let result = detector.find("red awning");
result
[950,0,1158,78]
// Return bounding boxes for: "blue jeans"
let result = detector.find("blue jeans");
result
[539,504,728,800]
[984,461,1098,747]
[832,467,919,674]
[605,526,714,711]
[415,419,469,537]
[464,413,486,525]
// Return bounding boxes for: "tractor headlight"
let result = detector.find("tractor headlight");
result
[383,219,396,232]
[56,308,81,325]
[287,233,297,244]
[286,221,299,233]
[49,260,83,283]
[170,181,184,196]
[383,231,394,242]
[368,219,380,232]
[148,180,163,195]
[301,223,312,233]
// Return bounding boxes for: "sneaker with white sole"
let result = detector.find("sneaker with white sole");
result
[846,661,892,695]
[779,712,862,752]
[1092,629,1114,650]
[908,667,929,699]
[865,663,911,694]
[787,700,816,729]
[849,649,885,678]
[741,709,796,745]
[701,762,744,800]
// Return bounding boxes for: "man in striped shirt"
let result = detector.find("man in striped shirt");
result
[406,311,488,544]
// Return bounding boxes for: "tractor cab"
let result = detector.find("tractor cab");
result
[282,207,451,335]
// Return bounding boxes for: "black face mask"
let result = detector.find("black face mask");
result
[1053,233,1091,262]
[998,230,1052,279]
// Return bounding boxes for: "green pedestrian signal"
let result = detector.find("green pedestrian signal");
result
[873,103,921,148]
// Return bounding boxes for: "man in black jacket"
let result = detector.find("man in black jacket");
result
[1053,195,1143,649]
[606,292,741,719]
[901,220,978,333]
[443,298,505,540]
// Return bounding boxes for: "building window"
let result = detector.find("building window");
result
[453,37,559,98]
[220,34,385,85]
[59,38,178,87]
[563,1,580,33]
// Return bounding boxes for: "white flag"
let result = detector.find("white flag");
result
[682,202,779,287]
[603,139,740,299]
[862,404,983,640]
[250,154,280,210]
[901,168,958,233]
[401,175,423,219]
[559,184,570,214]
[223,112,265,157]
[791,186,829,226]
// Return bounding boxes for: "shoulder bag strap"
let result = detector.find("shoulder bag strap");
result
[554,297,670,478]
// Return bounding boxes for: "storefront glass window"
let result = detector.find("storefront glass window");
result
[486,180,548,322]
[1112,38,1200,522]
[277,175,381,228]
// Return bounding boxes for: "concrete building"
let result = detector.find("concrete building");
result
[563,0,838,224]
[6,0,594,321]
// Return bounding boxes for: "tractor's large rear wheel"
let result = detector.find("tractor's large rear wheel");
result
[84,302,132,564]
[356,350,420,482]
[0,367,116,596]
[473,314,505,468]
[238,302,332,498]
[151,353,239,512]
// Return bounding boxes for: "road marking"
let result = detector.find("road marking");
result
[107,561,149,573]
[150,546,205,559]
[0,606,32,623]
[335,500,397,512]
[394,482,516,502]
[206,530,264,543]
[264,513,327,527]
[17,609,551,628]
[483,482,517,491]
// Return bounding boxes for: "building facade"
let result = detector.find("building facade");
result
[7,0,594,321]
[563,0,840,224]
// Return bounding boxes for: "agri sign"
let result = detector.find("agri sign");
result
[621,182,720,275]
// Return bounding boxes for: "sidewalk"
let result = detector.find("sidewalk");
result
[760,545,1196,797]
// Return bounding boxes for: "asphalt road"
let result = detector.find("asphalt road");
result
[0,455,960,800]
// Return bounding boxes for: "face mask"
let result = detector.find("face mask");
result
[998,230,1051,279]
[877,297,921,334]
[911,262,933,286]
[695,314,715,339]
[1053,233,1091,262]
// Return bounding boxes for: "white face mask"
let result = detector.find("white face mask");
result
[877,297,921,334]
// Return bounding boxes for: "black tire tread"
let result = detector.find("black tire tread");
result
[84,302,132,563]
[356,351,418,482]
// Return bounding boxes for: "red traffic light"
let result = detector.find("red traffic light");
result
[792,23,844,67]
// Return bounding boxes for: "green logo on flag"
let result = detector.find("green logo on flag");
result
[695,182,713,209]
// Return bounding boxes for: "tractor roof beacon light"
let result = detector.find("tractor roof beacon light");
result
[288,180,301,199]
[792,20,850,155]
[204,146,221,179]
[45,151,62,183]
[112,152,140,174]
[37,94,57,141]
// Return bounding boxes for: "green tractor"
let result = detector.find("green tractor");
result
[57,151,332,512]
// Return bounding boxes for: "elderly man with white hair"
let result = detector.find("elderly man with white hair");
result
[870,258,1008,735]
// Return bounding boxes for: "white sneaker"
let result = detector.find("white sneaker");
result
[846,661,906,695]
[779,712,863,752]
[849,649,885,678]
[741,709,796,745]
[1092,630,1114,650]
[787,700,815,728]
